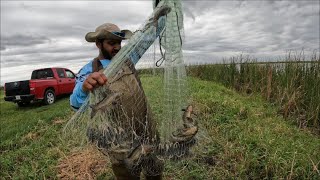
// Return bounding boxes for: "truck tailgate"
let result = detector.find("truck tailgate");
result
[5,80,30,96]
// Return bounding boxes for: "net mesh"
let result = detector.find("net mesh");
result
[158,0,188,143]
[64,0,198,176]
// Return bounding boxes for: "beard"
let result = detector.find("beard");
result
[101,48,112,60]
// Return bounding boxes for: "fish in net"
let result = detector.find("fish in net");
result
[64,0,198,176]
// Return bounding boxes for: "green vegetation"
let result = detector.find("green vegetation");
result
[140,53,320,133]
[0,91,73,179]
[145,75,320,179]
[1,75,319,179]
[186,53,320,133]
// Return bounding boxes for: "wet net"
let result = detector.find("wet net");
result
[64,0,198,176]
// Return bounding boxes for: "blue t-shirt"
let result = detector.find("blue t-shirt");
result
[69,59,111,110]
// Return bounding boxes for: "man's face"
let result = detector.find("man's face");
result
[99,39,122,60]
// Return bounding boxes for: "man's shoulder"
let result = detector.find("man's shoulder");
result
[77,60,94,75]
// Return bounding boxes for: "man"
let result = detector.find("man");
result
[70,23,132,109]
[70,23,163,180]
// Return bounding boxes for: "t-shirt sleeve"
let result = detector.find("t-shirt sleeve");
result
[69,62,92,110]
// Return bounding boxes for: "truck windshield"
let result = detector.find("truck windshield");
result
[31,68,54,79]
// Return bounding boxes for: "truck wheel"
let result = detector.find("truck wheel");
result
[17,101,30,107]
[44,90,55,105]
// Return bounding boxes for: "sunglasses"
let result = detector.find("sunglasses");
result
[112,31,125,38]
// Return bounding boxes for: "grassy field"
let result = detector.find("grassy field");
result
[1,75,319,179]
[143,53,320,133]
[187,53,320,133]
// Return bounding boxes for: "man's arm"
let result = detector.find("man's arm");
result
[70,70,90,110]
[70,61,108,110]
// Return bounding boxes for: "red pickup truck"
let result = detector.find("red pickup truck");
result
[4,67,76,107]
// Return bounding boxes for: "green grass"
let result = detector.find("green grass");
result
[0,91,74,179]
[1,76,320,179]
[185,53,320,132]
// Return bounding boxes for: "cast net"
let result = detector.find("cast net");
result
[64,0,198,176]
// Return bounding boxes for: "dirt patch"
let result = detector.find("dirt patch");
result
[22,132,40,141]
[56,146,111,179]
[52,118,66,125]
[52,118,65,125]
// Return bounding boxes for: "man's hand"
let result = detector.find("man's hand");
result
[82,72,107,92]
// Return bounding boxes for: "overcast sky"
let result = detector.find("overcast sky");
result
[1,0,319,85]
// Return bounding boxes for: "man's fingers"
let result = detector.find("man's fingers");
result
[101,74,108,83]
[96,74,107,85]
[87,77,98,86]
[91,72,107,85]
[82,72,108,92]
[83,81,94,92]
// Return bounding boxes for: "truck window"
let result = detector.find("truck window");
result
[65,70,75,78]
[31,68,54,79]
[56,68,66,78]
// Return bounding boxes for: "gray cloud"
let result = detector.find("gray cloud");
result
[182,0,319,55]
[1,34,50,48]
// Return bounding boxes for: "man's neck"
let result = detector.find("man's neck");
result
[97,54,106,60]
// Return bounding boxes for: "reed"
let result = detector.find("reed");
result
[185,51,320,133]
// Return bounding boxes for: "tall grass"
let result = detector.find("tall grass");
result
[186,52,320,133]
